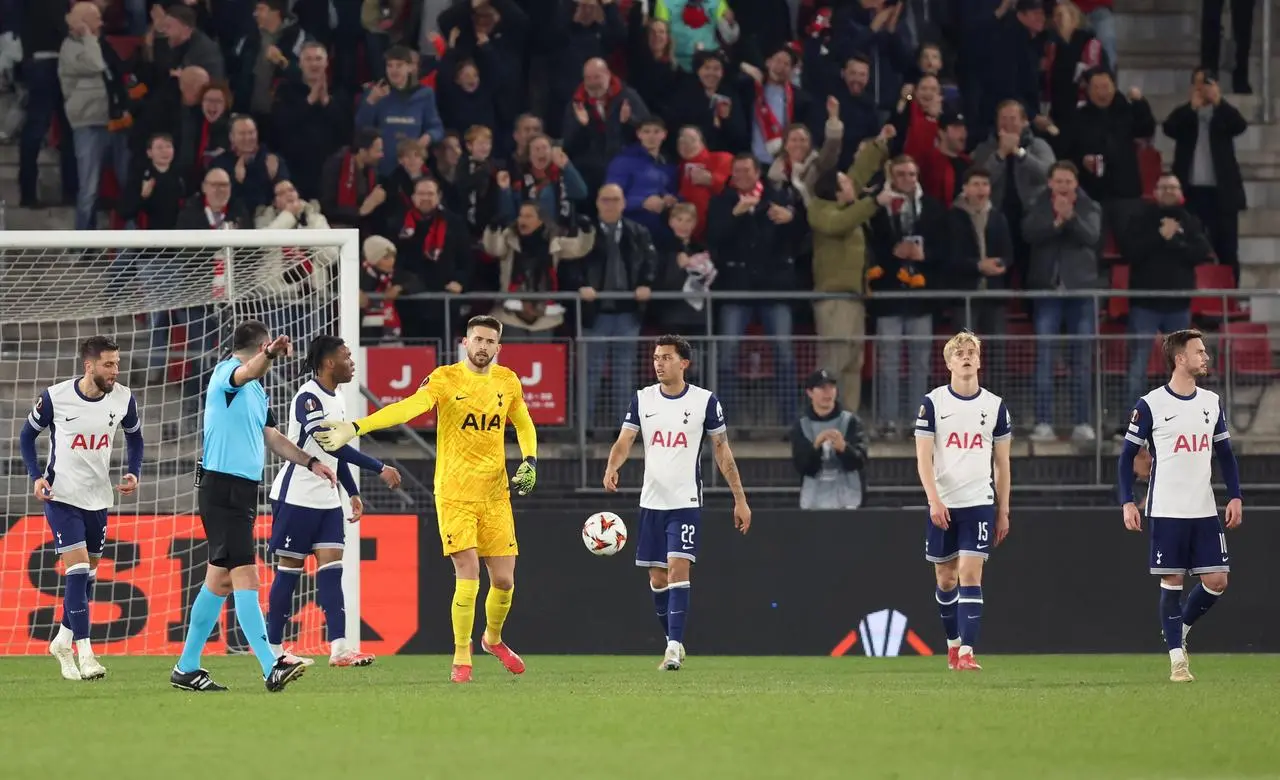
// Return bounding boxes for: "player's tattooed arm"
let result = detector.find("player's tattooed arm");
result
[711,431,745,501]
[712,431,752,533]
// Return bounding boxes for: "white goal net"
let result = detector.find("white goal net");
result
[0,229,363,658]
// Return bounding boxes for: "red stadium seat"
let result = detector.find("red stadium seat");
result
[1145,335,1165,376]
[1191,264,1245,319]
[1099,322,1126,375]
[1005,320,1035,375]
[106,35,143,62]
[1102,230,1121,261]
[738,323,774,380]
[1098,325,1161,377]
[1222,323,1280,377]
[1108,264,1130,320]
[1136,141,1163,198]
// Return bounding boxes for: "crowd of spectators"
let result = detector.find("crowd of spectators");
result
[3,0,1253,437]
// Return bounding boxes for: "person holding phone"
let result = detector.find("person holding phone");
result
[866,154,948,440]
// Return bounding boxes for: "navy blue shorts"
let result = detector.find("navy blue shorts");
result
[1149,516,1230,576]
[925,504,995,563]
[270,501,345,559]
[634,507,700,568]
[44,501,108,556]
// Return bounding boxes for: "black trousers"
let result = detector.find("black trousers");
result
[1185,186,1241,286]
[1201,0,1256,82]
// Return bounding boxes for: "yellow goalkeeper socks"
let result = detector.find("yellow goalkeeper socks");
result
[484,586,514,646]
[452,578,480,665]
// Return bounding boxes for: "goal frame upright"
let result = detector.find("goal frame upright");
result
[0,228,366,653]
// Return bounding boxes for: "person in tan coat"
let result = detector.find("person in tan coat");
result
[805,124,895,414]
[481,203,595,339]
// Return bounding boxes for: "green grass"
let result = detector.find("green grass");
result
[1,655,1278,779]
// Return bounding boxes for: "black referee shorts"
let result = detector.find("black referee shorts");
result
[197,471,260,569]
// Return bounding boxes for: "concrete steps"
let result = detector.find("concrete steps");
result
[1238,208,1280,237]
[1119,55,1280,97]
[1115,10,1280,57]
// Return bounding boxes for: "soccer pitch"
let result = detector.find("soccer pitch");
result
[2,655,1277,778]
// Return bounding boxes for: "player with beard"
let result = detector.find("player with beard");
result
[315,316,537,683]
[1118,329,1242,683]
[20,336,144,681]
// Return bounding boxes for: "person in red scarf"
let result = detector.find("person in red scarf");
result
[183,81,233,189]
[563,57,652,211]
[740,44,815,167]
[393,177,471,341]
[894,74,944,157]
[865,155,948,439]
[359,235,403,343]
[675,125,731,240]
[175,167,249,230]
[320,127,386,234]
[498,134,589,227]
[706,154,801,425]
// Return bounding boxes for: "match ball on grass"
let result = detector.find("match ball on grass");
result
[582,512,628,556]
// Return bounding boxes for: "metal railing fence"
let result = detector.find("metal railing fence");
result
[358,287,1280,490]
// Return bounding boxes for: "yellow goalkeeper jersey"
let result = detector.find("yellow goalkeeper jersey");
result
[355,362,537,501]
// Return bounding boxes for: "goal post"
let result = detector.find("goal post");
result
[0,228,366,657]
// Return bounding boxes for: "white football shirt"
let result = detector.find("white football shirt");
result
[269,378,347,510]
[914,385,1012,509]
[1125,385,1228,519]
[621,383,725,510]
[27,379,140,511]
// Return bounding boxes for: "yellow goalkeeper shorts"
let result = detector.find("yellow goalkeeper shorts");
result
[434,497,518,558]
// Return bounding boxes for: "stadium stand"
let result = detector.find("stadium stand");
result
[2,0,1279,506]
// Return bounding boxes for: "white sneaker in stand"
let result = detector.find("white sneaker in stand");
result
[1072,423,1097,442]
[1029,423,1057,442]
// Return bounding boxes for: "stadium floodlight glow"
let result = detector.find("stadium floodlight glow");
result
[0,229,365,657]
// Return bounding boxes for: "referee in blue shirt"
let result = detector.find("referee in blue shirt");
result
[171,320,337,693]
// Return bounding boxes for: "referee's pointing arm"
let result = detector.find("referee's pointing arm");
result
[232,333,294,386]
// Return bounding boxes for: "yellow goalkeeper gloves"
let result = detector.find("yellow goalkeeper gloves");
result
[510,457,537,496]
[315,420,359,451]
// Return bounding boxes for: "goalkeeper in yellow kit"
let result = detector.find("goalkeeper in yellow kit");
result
[314,316,537,683]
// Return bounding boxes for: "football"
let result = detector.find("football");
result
[582,512,628,556]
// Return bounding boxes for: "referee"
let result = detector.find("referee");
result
[171,320,337,693]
